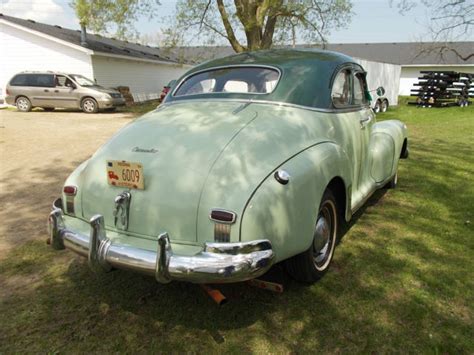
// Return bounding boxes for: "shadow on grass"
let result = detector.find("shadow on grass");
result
[0,135,472,352]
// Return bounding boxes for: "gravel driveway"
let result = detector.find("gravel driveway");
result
[0,109,135,257]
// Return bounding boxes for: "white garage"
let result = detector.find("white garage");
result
[0,14,190,102]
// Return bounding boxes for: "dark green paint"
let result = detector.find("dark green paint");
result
[166,49,359,109]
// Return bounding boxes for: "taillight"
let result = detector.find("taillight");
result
[210,209,236,224]
[63,185,77,196]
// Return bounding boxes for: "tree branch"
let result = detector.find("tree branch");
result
[217,0,246,52]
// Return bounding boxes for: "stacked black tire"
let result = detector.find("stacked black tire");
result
[409,71,472,107]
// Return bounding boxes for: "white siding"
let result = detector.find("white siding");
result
[91,56,189,102]
[0,21,93,94]
[355,58,401,106]
[399,65,474,95]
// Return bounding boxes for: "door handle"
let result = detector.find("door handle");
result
[360,116,372,127]
[54,90,59,93]
[44,89,49,92]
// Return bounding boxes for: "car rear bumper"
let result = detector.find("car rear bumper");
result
[5,95,15,105]
[48,198,275,284]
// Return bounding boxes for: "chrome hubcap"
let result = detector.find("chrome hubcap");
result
[312,201,336,269]
[83,100,95,112]
[17,99,28,110]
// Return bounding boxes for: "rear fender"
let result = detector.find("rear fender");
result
[240,142,352,262]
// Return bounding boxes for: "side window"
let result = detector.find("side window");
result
[34,74,55,87]
[353,73,368,106]
[10,74,29,86]
[56,75,67,86]
[331,70,351,107]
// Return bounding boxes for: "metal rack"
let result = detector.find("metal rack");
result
[409,71,472,107]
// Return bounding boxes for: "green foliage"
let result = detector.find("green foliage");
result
[163,0,353,51]
[70,0,160,40]
[1,100,473,352]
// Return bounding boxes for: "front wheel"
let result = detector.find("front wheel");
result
[81,98,98,113]
[286,189,338,283]
[16,96,32,112]
[381,100,388,113]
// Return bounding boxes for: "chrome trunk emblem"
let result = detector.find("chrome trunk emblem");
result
[113,191,131,230]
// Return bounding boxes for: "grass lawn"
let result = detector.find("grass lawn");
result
[1,97,473,352]
[118,100,161,114]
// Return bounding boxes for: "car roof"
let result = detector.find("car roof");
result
[168,49,361,109]
[14,71,70,76]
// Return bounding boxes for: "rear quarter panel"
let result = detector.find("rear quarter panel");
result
[240,142,352,262]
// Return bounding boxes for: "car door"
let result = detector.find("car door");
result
[352,69,375,199]
[330,66,374,211]
[52,75,79,108]
[28,74,55,107]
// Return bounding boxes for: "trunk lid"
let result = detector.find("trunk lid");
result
[80,101,256,242]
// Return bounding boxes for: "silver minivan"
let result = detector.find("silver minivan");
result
[5,72,125,113]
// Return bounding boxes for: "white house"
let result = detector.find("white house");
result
[0,14,191,101]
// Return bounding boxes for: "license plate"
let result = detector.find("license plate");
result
[106,160,144,190]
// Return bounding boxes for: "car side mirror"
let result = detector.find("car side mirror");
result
[376,86,385,96]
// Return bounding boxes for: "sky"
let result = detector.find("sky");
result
[0,0,461,44]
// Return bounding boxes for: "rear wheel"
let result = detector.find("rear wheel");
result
[81,98,98,113]
[286,189,338,283]
[373,100,381,113]
[16,96,32,112]
[381,99,388,113]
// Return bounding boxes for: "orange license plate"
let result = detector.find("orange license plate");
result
[107,160,144,190]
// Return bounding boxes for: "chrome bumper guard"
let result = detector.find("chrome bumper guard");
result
[48,199,275,284]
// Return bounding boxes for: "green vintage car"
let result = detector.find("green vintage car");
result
[49,49,408,284]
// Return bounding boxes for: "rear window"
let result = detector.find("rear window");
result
[10,74,55,87]
[174,67,280,97]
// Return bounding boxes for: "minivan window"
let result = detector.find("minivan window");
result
[10,74,55,87]
[35,74,55,87]
[69,74,95,87]
[10,74,54,87]
[174,67,280,97]
[10,74,29,86]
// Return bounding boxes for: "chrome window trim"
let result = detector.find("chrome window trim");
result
[171,64,282,98]
[161,97,365,114]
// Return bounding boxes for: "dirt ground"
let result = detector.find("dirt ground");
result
[0,109,135,257]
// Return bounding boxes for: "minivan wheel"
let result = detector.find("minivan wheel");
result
[285,189,338,283]
[16,97,32,112]
[81,98,99,113]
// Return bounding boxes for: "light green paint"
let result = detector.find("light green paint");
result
[64,99,407,262]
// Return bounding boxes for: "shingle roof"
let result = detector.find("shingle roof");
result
[174,42,474,65]
[1,13,472,66]
[0,13,196,64]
